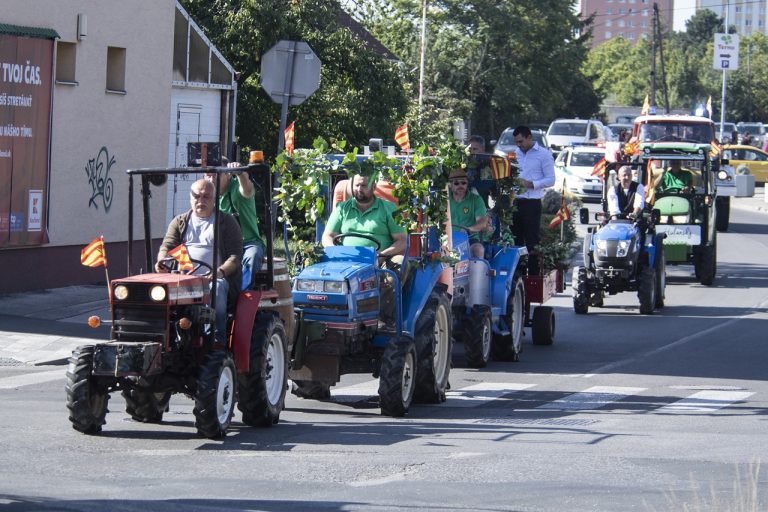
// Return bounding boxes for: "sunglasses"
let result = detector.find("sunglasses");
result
[452,180,468,186]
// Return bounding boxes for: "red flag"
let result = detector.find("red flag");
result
[81,236,107,268]
[489,156,511,180]
[548,204,571,229]
[395,123,410,151]
[168,244,194,272]
[709,139,722,157]
[284,121,295,156]
[591,157,607,177]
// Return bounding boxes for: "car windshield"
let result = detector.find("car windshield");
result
[638,122,714,143]
[549,122,587,136]
[571,152,604,167]
[498,131,545,146]
[739,123,763,133]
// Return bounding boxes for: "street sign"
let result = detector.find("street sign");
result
[713,33,739,70]
[260,40,321,106]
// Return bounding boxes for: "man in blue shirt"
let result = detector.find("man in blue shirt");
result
[512,125,556,275]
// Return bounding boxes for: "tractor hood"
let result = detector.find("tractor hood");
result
[297,260,371,282]
[593,221,636,242]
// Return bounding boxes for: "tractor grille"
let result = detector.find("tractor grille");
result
[112,305,167,344]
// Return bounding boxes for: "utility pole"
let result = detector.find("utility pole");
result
[719,0,729,137]
[418,0,427,121]
[655,3,670,113]
[650,5,657,108]
[748,44,753,121]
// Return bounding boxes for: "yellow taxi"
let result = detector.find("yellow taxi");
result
[722,144,768,183]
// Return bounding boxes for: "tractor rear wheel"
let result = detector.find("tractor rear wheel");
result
[193,350,236,439]
[572,267,589,314]
[413,289,452,404]
[66,345,109,434]
[531,306,555,346]
[655,244,666,308]
[491,278,525,361]
[378,336,417,417]
[291,380,331,399]
[122,388,170,423]
[238,312,288,427]
[638,266,657,315]
[696,242,717,286]
[463,305,492,368]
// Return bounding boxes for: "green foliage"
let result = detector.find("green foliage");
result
[538,190,576,273]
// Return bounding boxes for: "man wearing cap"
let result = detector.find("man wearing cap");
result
[449,168,492,258]
[205,159,266,290]
[322,173,406,263]
[512,125,556,275]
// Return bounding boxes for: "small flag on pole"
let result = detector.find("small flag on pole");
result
[489,156,511,180]
[168,244,194,272]
[548,198,571,229]
[706,96,713,119]
[709,140,722,157]
[591,157,607,177]
[81,236,107,268]
[640,94,650,116]
[284,121,295,156]
[395,123,410,152]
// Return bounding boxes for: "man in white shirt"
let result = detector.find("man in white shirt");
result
[607,165,645,220]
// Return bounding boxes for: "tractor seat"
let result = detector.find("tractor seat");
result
[654,195,692,224]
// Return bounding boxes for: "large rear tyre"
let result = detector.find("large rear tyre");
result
[696,243,717,286]
[463,305,492,368]
[378,336,417,417]
[491,278,525,361]
[238,312,288,427]
[715,196,730,232]
[413,289,452,404]
[291,380,331,399]
[654,244,666,308]
[572,266,589,315]
[66,345,109,434]
[193,350,236,439]
[638,266,657,315]
[122,388,170,423]
[531,306,555,346]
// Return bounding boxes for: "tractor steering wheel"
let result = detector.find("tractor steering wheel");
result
[157,256,213,276]
[332,233,381,251]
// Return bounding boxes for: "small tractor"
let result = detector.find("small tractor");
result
[574,152,667,314]
[66,162,292,438]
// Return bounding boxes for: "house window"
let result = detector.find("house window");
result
[56,41,77,84]
[106,46,126,93]
[606,31,612,38]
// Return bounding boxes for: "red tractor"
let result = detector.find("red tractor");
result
[66,163,293,438]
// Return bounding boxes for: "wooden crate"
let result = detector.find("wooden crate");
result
[523,268,564,305]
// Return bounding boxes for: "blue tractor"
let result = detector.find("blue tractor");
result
[574,156,667,315]
[288,162,453,417]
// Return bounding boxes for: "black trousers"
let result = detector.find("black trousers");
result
[512,198,542,276]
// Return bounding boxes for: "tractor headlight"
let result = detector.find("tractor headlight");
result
[149,285,167,302]
[671,215,690,224]
[323,280,346,293]
[296,279,318,292]
[595,239,608,257]
[113,285,129,301]
[616,240,630,258]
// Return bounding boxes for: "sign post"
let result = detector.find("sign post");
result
[713,32,739,138]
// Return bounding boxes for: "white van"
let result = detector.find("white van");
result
[546,119,606,155]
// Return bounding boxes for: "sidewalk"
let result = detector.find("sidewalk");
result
[1,187,766,367]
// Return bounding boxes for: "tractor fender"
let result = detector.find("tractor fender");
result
[401,263,449,336]
[489,247,527,311]
[231,289,270,372]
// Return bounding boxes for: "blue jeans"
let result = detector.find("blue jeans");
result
[215,277,229,343]
[241,242,265,290]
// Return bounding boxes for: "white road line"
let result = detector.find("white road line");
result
[537,386,646,411]
[659,390,755,413]
[330,379,381,403]
[0,369,64,390]
[444,382,536,408]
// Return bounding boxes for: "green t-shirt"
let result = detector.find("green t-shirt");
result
[326,197,405,251]
[450,193,487,242]
[659,170,692,192]
[218,177,265,247]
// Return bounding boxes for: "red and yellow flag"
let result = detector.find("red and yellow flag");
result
[709,140,722,157]
[81,236,107,268]
[548,201,571,229]
[395,123,410,152]
[489,156,511,180]
[168,244,194,272]
[284,121,295,156]
[591,157,607,177]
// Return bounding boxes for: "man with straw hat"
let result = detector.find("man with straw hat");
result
[448,168,492,258]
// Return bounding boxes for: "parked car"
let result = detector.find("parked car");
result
[715,122,738,143]
[736,122,765,147]
[546,119,606,156]
[608,123,633,141]
[492,127,549,158]
[553,144,606,202]
[722,144,768,183]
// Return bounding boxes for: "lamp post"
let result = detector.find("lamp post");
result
[418,0,427,120]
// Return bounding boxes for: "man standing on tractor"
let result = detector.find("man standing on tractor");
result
[448,168,492,258]
[205,160,266,290]
[607,165,645,220]
[156,179,243,344]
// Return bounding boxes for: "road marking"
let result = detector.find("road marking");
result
[330,379,380,403]
[536,386,646,411]
[0,369,63,390]
[659,390,755,413]
[444,382,536,407]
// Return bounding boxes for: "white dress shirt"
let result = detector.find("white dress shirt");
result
[515,142,555,199]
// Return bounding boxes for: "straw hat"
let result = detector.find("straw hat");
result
[448,168,469,180]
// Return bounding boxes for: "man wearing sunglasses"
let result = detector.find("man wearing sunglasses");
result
[512,125,556,275]
[449,169,492,258]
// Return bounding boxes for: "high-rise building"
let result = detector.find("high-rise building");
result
[697,0,767,36]
[580,0,674,48]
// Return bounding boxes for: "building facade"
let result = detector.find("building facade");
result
[581,0,674,48]
[0,1,236,293]
[697,0,768,36]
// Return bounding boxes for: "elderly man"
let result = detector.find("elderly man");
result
[607,166,645,220]
[156,179,243,344]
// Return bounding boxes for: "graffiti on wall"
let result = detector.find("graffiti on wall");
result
[85,146,115,212]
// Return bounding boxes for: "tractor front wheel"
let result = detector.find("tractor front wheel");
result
[193,350,236,439]
[66,345,109,434]
[378,336,417,417]
[413,289,452,404]
[122,388,170,423]
[572,266,589,315]
[463,305,492,368]
[491,278,525,361]
[638,266,657,315]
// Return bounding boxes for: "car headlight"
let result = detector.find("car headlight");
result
[595,239,607,257]
[113,285,129,301]
[323,280,346,293]
[616,240,630,257]
[296,279,318,292]
[149,285,167,302]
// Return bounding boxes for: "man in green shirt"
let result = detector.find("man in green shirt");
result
[322,174,406,264]
[449,169,492,258]
[205,164,266,290]
[657,160,694,194]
